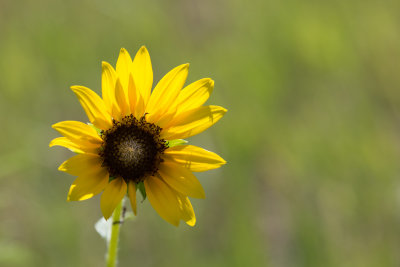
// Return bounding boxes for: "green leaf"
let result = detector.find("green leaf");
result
[136,182,146,201]
[88,122,102,136]
[109,176,117,182]
[167,139,188,148]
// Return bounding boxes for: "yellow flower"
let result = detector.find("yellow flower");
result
[50,47,226,226]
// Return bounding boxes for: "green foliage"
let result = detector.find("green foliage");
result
[167,139,188,148]
[136,181,146,201]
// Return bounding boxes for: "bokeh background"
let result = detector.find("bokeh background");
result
[1,0,400,266]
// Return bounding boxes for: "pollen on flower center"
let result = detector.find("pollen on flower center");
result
[99,114,167,183]
[118,139,145,165]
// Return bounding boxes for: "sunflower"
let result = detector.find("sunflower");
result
[50,47,226,226]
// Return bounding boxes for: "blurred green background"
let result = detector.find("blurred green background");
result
[1,0,400,266]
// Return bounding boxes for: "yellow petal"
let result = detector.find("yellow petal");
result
[176,193,196,226]
[175,78,214,115]
[67,167,109,201]
[49,137,85,154]
[152,111,177,130]
[52,121,102,148]
[135,96,146,118]
[58,153,103,176]
[144,175,181,226]
[161,105,227,140]
[101,61,117,115]
[114,78,130,119]
[70,86,113,130]
[146,64,189,123]
[100,177,127,220]
[164,145,226,172]
[158,161,205,199]
[127,73,137,115]
[132,46,153,107]
[116,48,132,97]
[127,181,137,215]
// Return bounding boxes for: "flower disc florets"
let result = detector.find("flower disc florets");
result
[99,115,167,183]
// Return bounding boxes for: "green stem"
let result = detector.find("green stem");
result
[106,199,125,267]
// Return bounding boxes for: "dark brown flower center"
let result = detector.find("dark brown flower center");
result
[99,115,167,183]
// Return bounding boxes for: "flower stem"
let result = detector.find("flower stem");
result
[106,199,125,267]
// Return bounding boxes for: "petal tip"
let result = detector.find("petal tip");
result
[219,157,227,165]
[209,79,215,88]
[186,220,196,227]
[139,46,148,53]
[177,63,189,71]
[102,211,112,221]
[51,122,60,129]
[70,85,84,94]
[49,140,56,148]
[102,61,111,68]
[67,189,74,202]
